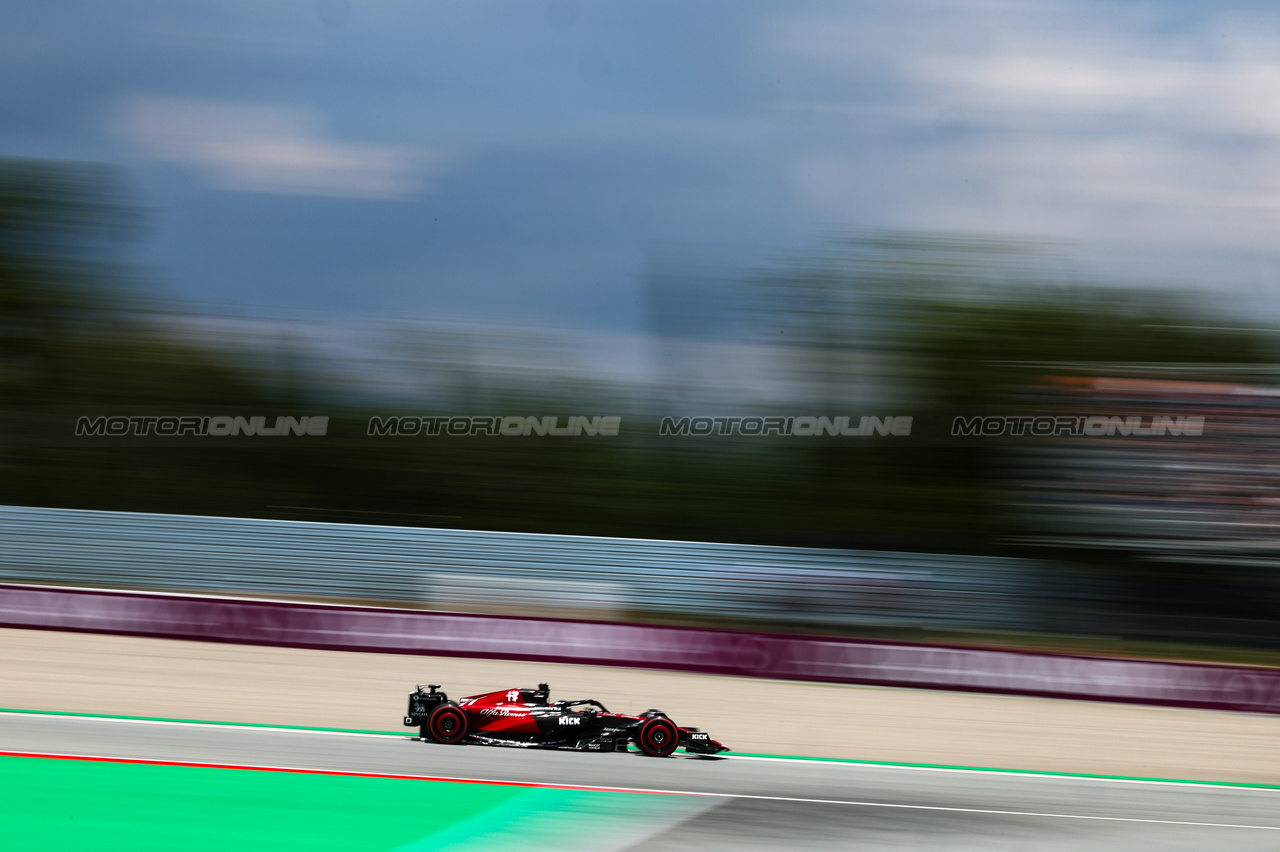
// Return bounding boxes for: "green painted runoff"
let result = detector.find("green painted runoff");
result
[0,755,629,851]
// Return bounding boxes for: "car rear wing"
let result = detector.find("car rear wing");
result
[404,684,448,727]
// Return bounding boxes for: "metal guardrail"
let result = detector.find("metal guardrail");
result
[0,505,1042,630]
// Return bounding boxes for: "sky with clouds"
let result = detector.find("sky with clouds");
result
[6,0,1280,334]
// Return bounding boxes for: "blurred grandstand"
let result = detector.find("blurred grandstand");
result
[1020,372,1280,565]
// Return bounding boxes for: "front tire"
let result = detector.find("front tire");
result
[636,716,679,757]
[427,703,469,744]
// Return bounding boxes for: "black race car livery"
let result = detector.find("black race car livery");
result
[403,682,729,757]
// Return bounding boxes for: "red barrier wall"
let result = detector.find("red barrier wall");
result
[3,583,1279,714]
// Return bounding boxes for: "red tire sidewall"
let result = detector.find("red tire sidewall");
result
[639,717,678,756]
[429,705,468,744]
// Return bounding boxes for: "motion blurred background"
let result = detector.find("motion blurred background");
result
[5,0,1280,659]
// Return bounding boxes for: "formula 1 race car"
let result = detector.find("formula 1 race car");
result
[403,682,729,757]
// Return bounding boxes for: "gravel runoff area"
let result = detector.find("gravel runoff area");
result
[4,626,1280,784]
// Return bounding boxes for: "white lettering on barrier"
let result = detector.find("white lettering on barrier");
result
[2,586,1280,715]
[770,640,1280,711]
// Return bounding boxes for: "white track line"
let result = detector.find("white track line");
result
[0,710,395,739]
[722,754,1280,792]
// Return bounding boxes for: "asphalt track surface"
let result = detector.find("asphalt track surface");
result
[4,712,1280,850]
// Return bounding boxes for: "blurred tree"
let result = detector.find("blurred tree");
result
[0,159,137,404]
[0,158,302,509]
[909,288,1274,410]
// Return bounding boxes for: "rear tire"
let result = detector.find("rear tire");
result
[636,716,679,757]
[428,703,469,744]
